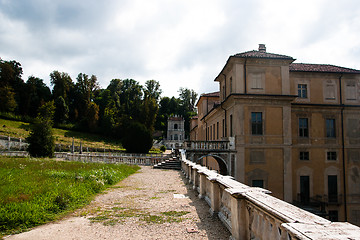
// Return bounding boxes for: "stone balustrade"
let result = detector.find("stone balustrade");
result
[181,153,360,240]
[185,137,235,151]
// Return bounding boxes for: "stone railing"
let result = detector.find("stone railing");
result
[0,151,171,166]
[185,137,235,151]
[55,152,170,166]
[180,151,360,240]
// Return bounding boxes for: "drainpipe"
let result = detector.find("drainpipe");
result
[339,74,347,221]
[221,73,227,138]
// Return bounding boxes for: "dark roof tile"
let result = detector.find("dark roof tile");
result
[234,50,294,60]
[290,63,360,74]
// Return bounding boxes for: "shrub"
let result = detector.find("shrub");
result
[160,145,166,152]
[122,121,153,153]
[26,101,55,158]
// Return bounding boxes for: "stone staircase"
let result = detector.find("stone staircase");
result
[153,157,181,170]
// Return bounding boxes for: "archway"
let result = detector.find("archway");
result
[196,154,228,175]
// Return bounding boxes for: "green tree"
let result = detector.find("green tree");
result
[50,71,73,105]
[85,102,99,131]
[54,96,69,123]
[122,121,153,153]
[27,101,55,157]
[144,80,162,102]
[0,86,17,112]
[25,76,52,117]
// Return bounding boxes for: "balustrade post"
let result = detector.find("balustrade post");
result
[227,191,250,240]
[192,168,198,190]
[208,178,221,216]
[199,172,206,199]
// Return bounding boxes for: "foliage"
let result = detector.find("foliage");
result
[54,96,69,124]
[26,102,56,157]
[160,145,166,152]
[0,157,139,237]
[1,57,200,145]
[122,121,153,153]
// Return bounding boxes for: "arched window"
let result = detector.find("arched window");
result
[174,124,178,129]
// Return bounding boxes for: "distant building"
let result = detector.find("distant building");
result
[164,115,185,149]
[190,44,360,225]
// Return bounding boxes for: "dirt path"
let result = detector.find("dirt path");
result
[5,166,231,240]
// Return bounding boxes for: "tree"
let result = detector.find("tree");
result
[144,80,162,102]
[0,86,17,112]
[122,121,153,153]
[25,76,52,117]
[178,87,198,113]
[50,71,73,104]
[27,101,55,157]
[85,102,99,131]
[54,96,69,123]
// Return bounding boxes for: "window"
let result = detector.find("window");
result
[325,83,336,100]
[252,180,264,188]
[326,119,336,138]
[251,112,263,135]
[174,134,178,140]
[251,73,263,89]
[300,176,310,204]
[217,122,219,139]
[346,81,356,100]
[327,151,337,161]
[328,175,338,203]
[230,77,233,93]
[222,119,225,137]
[174,124,178,129]
[300,151,309,161]
[299,118,309,137]
[213,124,215,140]
[298,84,308,98]
[230,114,233,137]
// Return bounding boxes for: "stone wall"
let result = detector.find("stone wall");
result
[181,151,360,240]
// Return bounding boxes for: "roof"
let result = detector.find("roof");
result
[290,63,360,74]
[233,50,294,60]
[200,91,220,97]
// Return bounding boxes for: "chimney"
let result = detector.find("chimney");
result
[258,44,266,52]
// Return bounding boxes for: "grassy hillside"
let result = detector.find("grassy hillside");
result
[0,118,124,151]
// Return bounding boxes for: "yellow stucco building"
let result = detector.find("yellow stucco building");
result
[189,44,360,225]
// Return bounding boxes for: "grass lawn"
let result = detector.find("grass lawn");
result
[0,156,140,237]
[0,118,124,151]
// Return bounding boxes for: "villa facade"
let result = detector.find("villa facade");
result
[189,44,360,225]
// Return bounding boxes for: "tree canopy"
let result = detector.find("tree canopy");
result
[0,57,199,153]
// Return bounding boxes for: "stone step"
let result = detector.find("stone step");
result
[153,159,181,170]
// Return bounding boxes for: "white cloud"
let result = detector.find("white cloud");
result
[1,0,360,97]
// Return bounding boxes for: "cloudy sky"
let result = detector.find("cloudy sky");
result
[1,0,360,97]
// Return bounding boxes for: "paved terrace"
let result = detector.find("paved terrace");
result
[5,166,231,240]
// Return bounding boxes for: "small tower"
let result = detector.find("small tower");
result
[165,115,185,149]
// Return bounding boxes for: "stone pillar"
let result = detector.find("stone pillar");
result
[192,168,197,190]
[209,179,220,216]
[199,173,206,199]
[230,195,249,240]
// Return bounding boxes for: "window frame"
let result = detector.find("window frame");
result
[298,84,308,98]
[326,118,336,138]
[251,112,263,135]
[299,118,309,138]
[299,151,309,161]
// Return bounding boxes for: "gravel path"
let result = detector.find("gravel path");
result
[5,166,231,240]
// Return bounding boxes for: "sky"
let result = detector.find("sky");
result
[1,0,360,98]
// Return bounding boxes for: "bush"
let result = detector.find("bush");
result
[26,102,55,158]
[122,121,153,153]
[160,145,166,152]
